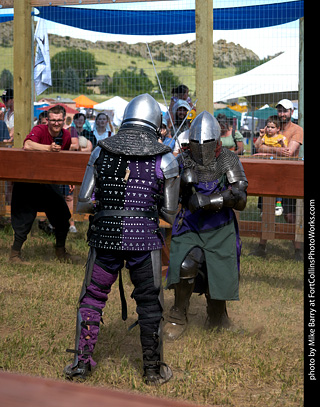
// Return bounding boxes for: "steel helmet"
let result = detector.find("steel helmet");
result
[121,93,162,132]
[189,111,221,166]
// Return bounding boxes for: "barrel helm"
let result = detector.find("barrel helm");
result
[121,93,162,133]
[189,111,221,166]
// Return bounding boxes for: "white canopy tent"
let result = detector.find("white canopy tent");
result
[94,96,129,126]
[94,97,168,126]
[213,49,299,106]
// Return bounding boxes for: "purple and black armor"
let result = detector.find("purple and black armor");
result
[64,94,180,385]
[88,151,164,251]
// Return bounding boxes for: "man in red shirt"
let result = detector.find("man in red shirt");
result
[10,105,80,264]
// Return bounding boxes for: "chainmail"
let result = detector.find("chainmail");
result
[98,124,171,156]
[181,147,240,182]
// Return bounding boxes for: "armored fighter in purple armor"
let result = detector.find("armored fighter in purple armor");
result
[64,94,180,385]
[164,111,248,341]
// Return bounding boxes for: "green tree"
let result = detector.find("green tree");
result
[156,70,180,98]
[62,67,80,94]
[50,49,97,92]
[102,68,154,97]
[0,69,13,89]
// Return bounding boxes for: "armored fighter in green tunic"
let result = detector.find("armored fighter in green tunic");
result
[164,111,248,340]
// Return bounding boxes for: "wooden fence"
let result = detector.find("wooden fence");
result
[0,148,304,244]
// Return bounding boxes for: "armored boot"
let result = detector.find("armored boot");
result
[143,360,173,386]
[64,359,91,381]
[206,297,232,330]
[142,328,173,386]
[164,279,195,341]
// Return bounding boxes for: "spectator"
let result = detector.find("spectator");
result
[37,111,48,125]
[0,119,9,142]
[254,115,288,154]
[164,111,248,340]
[92,112,114,143]
[216,113,244,155]
[255,99,303,158]
[59,184,77,233]
[1,88,14,143]
[0,120,10,228]
[159,117,175,151]
[249,99,304,261]
[37,111,79,234]
[64,94,180,385]
[172,99,191,136]
[9,105,81,264]
[255,115,288,216]
[73,112,93,149]
[167,85,193,128]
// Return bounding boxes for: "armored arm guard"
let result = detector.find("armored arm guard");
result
[159,152,180,225]
[188,159,248,213]
[224,160,248,210]
[76,147,101,214]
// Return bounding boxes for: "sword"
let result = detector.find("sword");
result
[146,42,176,135]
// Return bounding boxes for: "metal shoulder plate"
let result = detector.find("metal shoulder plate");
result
[226,158,248,184]
[160,152,179,179]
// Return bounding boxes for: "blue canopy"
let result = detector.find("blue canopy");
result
[214,107,242,128]
[0,13,14,24]
[2,2,304,34]
[34,103,50,119]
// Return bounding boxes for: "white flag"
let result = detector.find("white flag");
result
[34,18,52,95]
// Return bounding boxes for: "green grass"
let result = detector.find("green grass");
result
[0,221,303,406]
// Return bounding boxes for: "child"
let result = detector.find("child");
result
[256,115,287,216]
[260,115,288,149]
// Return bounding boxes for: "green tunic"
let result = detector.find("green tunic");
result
[166,219,239,300]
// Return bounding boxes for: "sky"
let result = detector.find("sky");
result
[1,0,301,59]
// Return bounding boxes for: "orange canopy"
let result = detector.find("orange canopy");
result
[39,103,78,114]
[73,95,98,109]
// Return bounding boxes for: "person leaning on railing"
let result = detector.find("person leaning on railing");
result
[9,105,81,265]
[250,99,304,261]
[254,99,303,158]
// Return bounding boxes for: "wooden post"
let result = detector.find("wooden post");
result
[195,0,213,114]
[295,199,304,243]
[261,197,276,241]
[13,0,33,148]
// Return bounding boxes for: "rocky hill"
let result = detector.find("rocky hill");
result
[0,20,260,68]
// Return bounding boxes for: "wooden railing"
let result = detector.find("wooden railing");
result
[0,148,304,243]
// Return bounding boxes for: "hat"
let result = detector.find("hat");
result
[1,88,14,101]
[172,99,191,117]
[161,117,168,127]
[276,99,293,110]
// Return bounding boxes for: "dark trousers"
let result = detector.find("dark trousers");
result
[11,182,71,251]
[77,249,163,366]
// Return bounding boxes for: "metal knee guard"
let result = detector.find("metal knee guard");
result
[169,246,204,321]
[180,246,205,280]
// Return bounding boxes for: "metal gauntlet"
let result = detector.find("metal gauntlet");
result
[221,180,248,211]
[188,192,223,213]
